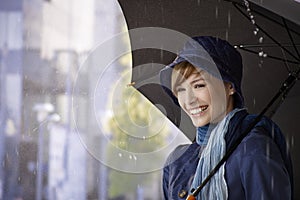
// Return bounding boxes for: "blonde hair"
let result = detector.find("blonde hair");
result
[171,61,201,96]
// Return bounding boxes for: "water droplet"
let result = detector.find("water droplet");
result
[227,11,231,28]
[129,155,132,159]
[118,153,122,157]
[243,143,247,153]
[251,19,256,24]
[247,8,251,12]
[239,45,244,48]
[225,29,229,41]
[259,60,263,68]
[263,53,267,57]
[271,175,274,191]
[253,30,258,35]
[234,45,238,49]
[253,98,256,106]
[133,155,137,160]
[142,136,146,140]
[258,51,264,57]
[259,37,264,43]
[266,143,270,157]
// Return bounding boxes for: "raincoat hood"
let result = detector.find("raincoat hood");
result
[159,36,244,108]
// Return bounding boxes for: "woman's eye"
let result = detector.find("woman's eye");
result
[194,84,205,88]
[176,88,185,92]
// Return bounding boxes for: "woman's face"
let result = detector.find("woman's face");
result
[174,70,234,127]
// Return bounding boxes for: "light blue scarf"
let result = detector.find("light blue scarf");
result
[190,108,244,199]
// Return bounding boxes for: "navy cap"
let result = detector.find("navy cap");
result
[160,36,244,108]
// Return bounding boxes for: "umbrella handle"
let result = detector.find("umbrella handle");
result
[186,195,196,200]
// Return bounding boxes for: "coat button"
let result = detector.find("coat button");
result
[178,189,187,198]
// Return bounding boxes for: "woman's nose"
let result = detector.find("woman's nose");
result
[186,88,197,105]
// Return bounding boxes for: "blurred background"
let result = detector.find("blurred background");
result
[1,0,299,200]
[0,0,189,199]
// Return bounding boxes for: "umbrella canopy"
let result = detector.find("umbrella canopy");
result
[117,0,300,196]
[119,0,300,139]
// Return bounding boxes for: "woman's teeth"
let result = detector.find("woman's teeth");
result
[190,106,208,115]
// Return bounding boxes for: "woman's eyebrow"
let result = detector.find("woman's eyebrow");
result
[190,77,205,85]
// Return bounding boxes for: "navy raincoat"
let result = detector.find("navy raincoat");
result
[162,110,293,200]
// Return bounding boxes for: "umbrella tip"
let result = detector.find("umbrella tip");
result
[127,82,136,87]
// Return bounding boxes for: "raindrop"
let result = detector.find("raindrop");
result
[247,8,251,12]
[234,45,238,49]
[263,53,267,58]
[243,143,247,153]
[286,137,290,151]
[266,143,270,157]
[118,153,122,157]
[133,155,137,160]
[160,5,165,18]
[129,155,132,159]
[258,60,263,68]
[259,37,264,43]
[253,28,259,35]
[215,6,219,19]
[227,11,231,28]
[225,29,229,41]
[253,98,256,106]
[250,15,254,19]
[142,136,146,140]
[271,175,274,191]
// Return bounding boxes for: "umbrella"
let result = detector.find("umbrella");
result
[117,0,300,197]
[119,0,300,139]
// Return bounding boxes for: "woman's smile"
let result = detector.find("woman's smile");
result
[189,105,209,116]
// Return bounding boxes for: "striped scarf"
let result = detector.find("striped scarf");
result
[190,108,245,199]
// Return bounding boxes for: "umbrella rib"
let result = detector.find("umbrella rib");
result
[237,46,299,64]
[254,11,300,37]
[280,48,292,73]
[282,17,300,59]
[233,3,300,63]
[237,43,300,48]
[224,0,300,37]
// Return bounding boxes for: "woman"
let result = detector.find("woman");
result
[160,36,293,200]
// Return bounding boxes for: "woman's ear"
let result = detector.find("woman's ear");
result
[227,83,235,96]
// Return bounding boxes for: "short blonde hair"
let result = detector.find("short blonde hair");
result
[171,61,201,96]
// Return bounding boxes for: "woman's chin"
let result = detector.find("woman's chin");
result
[192,118,210,127]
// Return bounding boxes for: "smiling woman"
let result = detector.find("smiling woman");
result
[160,36,293,200]
[171,62,235,127]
